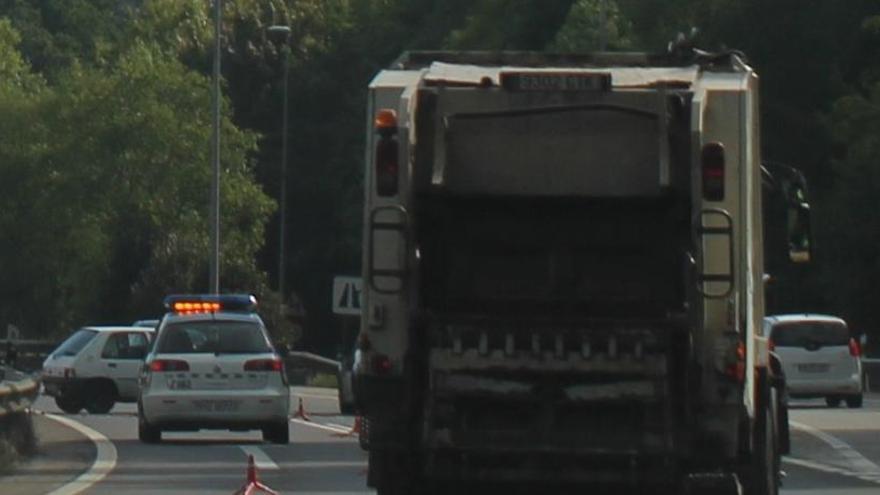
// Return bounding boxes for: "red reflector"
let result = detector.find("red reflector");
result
[702,142,725,201]
[149,359,190,372]
[373,354,393,374]
[244,358,284,372]
[849,338,861,358]
[375,137,399,197]
[724,341,746,382]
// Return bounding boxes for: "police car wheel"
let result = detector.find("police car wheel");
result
[138,407,161,443]
[263,421,289,444]
[55,395,83,414]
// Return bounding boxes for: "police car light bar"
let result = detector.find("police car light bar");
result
[164,294,258,314]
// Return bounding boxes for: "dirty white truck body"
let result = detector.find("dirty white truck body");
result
[356,51,798,493]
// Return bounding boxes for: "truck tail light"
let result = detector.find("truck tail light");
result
[849,338,862,358]
[702,142,725,201]
[149,359,190,372]
[724,341,746,383]
[372,354,392,375]
[375,109,399,197]
[244,358,284,372]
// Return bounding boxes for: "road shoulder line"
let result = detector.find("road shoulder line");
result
[42,413,118,495]
[790,420,880,483]
[292,418,351,434]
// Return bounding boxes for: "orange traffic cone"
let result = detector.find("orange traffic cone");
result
[334,415,363,437]
[233,454,278,495]
[293,397,311,421]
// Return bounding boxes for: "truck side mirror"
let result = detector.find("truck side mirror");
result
[788,202,812,263]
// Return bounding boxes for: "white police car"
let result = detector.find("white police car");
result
[137,295,291,443]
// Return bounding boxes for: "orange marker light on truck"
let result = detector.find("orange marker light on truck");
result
[374,109,398,133]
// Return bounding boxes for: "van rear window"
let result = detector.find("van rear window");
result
[770,322,849,347]
[54,329,98,356]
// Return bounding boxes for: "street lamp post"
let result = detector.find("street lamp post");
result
[209,0,222,294]
[268,25,292,298]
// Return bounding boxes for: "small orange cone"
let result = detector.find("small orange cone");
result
[233,454,278,495]
[334,415,363,437]
[293,397,311,421]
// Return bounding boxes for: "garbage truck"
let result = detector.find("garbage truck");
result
[354,48,812,494]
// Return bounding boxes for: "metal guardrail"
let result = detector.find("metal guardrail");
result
[0,366,40,418]
[285,351,341,385]
[0,338,57,373]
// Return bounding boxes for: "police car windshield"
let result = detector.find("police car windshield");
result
[54,329,98,356]
[157,321,271,354]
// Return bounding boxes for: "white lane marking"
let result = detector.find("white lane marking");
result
[239,446,279,470]
[326,422,354,430]
[790,420,880,480]
[784,457,880,485]
[292,418,351,434]
[43,413,118,495]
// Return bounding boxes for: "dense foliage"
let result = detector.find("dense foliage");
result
[1,1,879,353]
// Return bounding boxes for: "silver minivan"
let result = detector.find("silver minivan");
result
[765,314,863,408]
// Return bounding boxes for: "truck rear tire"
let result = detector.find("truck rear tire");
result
[747,405,779,495]
[371,451,419,495]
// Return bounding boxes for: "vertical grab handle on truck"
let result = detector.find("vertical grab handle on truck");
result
[368,205,409,294]
[694,208,734,299]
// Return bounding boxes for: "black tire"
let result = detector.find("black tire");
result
[339,401,356,415]
[372,452,418,495]
[85,382,116,414]
[263,421,290,444]
[777,397,791,455]
[138,408,161,443]
[358,417,370,451]
[749,404,780,495]
[846,394,863,409]
[825,396,842,408]
[55,395,84,414]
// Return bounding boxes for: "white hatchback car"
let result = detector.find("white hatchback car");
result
[765,314,863,408]
[42,326,154,414]
[138,294,291,443]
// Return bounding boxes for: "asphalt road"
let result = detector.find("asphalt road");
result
[3,389,880,494]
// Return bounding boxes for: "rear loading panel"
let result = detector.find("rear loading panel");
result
[422,320,691,483]
[414,196,696,483]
